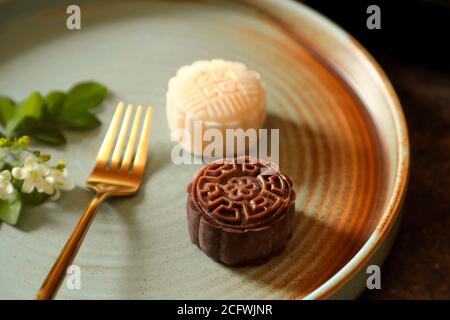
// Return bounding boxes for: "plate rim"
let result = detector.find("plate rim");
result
[244,0,410,299]
[0,0,410,299]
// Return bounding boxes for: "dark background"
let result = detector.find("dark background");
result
[302,0,450,299]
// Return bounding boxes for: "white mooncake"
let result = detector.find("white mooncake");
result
[166,59,266,156]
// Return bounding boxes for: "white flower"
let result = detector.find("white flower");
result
[0,170,14,200]
[46,168,74,200]
[12,157,54,195]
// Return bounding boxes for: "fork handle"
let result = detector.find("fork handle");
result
[36,192,109,300]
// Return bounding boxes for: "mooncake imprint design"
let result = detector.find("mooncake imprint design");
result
[167,59,266,156]
[187,157,296,266]
[196,161,291,227]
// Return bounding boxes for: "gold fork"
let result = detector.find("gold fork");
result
[36,102,153,300]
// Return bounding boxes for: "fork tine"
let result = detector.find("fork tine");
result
[110,104,133,170]
[121,105,143,171]
[96,102,125,167]
[133,107,153,172]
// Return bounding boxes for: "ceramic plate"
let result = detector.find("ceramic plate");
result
[0,0,409,299]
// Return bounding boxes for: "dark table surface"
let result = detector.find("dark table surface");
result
[304,0,450,299]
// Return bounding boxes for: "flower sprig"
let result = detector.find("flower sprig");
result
[0,136,74,225]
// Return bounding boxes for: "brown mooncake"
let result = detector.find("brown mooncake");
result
[187,157,295,266]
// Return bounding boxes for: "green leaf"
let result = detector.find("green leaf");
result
[7,92,45,133]
[0,190,22,225]
[1,81,107,145]
[21,190,49,206]
[27,122,66,145]
[33,129,66,145]
[10,117,66,146]
[62,112,101,130]
[44,91,66,118]
[0,96,15,127]
[61,82,107,119]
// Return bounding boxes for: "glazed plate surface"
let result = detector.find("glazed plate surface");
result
[0,0,409,299]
